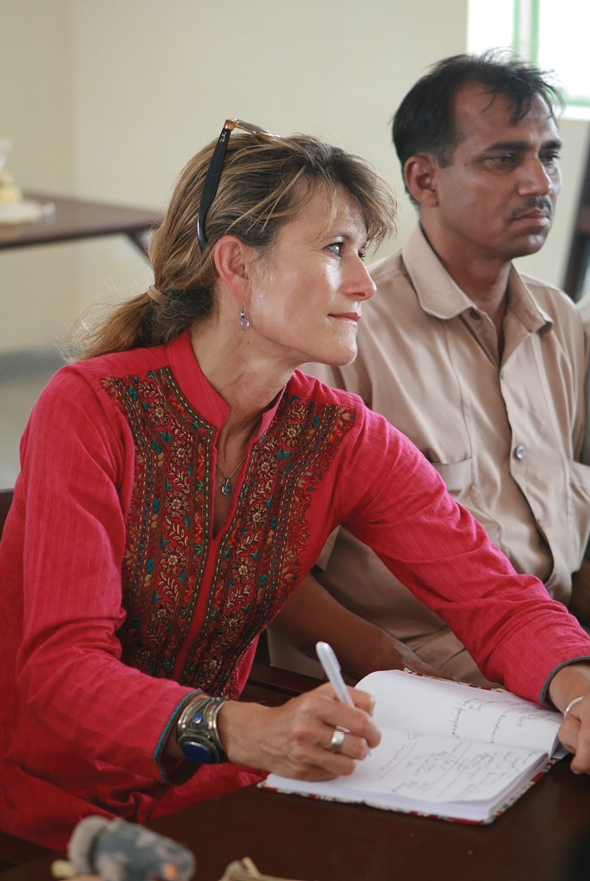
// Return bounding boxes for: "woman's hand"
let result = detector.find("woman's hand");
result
[217,683,381,781]
[549,663,590,773]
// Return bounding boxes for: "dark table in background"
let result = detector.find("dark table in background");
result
[0,191,163,255]
[1,667,590,881]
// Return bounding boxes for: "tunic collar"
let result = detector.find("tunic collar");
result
[165,329,285,439]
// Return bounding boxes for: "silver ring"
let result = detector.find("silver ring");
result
[329,728,346,754]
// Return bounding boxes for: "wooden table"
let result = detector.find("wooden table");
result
[2,669,590,881]
[0,191,163,255]
[148,758,590,881]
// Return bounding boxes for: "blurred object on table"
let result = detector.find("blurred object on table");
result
[0,136,55,224]
[219,858,308,881]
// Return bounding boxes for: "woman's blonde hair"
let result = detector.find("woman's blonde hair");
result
[75,130,397,360]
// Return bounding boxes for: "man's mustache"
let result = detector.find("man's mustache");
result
[511,196,553,220]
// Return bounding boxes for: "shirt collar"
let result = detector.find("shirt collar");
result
[403,225,553,334]
[505,267,554,333]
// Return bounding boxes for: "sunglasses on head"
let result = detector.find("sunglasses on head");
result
[197,118,273,250]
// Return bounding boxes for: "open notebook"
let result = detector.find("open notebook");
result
[261,670,566,824]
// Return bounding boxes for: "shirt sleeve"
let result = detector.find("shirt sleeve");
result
[13,368,196,781]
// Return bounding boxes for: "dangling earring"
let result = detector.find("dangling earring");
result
[239,303,251,331]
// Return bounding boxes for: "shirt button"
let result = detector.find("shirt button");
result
[469,309,481,321]
[500,369,507,380]
[514,444,526,460]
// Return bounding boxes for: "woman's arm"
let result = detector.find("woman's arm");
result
[11,370,196,781]
[335,411,590,704]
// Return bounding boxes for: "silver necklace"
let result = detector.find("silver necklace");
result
[217,455,247,496]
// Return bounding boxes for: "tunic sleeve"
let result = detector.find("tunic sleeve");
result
[9,368,196,780]
[333,406,590,703]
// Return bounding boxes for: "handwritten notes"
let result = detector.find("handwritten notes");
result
[262,670,563,823]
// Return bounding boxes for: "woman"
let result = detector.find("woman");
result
[1,121,590,849]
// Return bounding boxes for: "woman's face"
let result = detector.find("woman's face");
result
[247,186,376,368]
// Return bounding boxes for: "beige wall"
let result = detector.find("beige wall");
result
[2,0,467,352]
[1,0,588,354]
[1,0,80,352]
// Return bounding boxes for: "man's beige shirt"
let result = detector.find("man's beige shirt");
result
[270,225,590,680]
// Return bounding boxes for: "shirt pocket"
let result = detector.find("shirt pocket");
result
[429,458,473,493]
[429,458,502,548]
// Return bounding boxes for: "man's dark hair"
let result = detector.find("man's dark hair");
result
[392,50,564,177]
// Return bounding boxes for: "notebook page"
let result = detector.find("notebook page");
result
[352,729,544,802]
[264,728,548,821]
[356,670,561,755]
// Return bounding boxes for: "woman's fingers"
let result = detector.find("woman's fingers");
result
[310,682,381,746]
[217,684,381,780]
[560,700,590,774]
[547,666,590,774]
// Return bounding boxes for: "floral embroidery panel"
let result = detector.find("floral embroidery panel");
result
[103,368,355,699]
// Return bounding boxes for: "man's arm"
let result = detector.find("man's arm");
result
[570,559,590,628]
[271,573,453,682]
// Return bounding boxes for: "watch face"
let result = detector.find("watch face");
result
[180,738,215,764]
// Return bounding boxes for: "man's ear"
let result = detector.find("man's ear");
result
[404,155,440,208]
[212,235,254,303]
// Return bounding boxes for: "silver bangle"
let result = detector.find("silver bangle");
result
[176,695,228,762]
[563,695,585,720]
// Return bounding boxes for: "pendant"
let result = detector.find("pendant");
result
[221,478,232,496]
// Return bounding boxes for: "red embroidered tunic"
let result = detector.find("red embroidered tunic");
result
[1,331,589,848]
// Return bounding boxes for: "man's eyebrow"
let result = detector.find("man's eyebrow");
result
[482,138,563,153]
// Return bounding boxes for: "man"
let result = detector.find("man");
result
[269,51,590,685]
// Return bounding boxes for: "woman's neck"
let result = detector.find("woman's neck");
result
[190,317,297,536]
[189,319,295,428]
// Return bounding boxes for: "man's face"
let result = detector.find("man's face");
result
[424,82,562,264]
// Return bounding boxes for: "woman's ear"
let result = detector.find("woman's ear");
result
[212,235,255,304]
[404,155,440,208]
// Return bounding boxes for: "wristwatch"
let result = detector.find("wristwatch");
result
[176,695,228,764]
